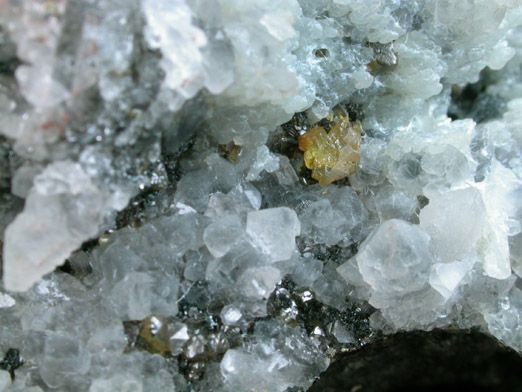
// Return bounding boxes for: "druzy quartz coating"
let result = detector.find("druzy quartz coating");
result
[0,0,522,391]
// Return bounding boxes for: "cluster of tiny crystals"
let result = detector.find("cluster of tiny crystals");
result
[0,0,522,391]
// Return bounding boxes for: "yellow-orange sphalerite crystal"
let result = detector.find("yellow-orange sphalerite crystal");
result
[298,114,361,186]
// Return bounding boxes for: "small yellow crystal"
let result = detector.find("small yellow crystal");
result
[98,233,110,246]
[298,113,361,186]
[138,315,172,357]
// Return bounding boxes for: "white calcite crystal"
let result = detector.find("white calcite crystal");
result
[0,371,10,391]
[220,305,243,326]
[220,321,329,392]
[89,375,143,392]
[429,261,472,300]
[203,214,243,258]
[338,219,437,324]
[3,161,130,292]
[477,161,522,279]
[246,207,301,262]
[143,0,211,99]
[238,266,282,300]
[0,293,15,309]
[168,321,190,355]
[1,0,522,391]
[353,219,434,297]
[40,334,91,389]
[419,187,486,263]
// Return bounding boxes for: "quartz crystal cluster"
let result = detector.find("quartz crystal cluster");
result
[0,0,522,391]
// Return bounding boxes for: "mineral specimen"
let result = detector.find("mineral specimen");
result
[298,111,362,185]
[0,0,522,391]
